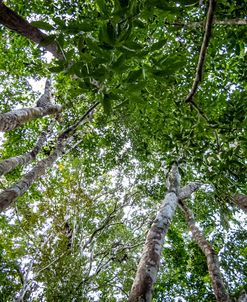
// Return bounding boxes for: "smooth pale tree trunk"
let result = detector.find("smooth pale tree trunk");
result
[129,166,202,301]
[0,106,60,132]
[180,201,231,302]
[232,194,247,213]
[0,2,64,60]
[0,141,65,212]
[0,102,99,213]
[0,79,61,132]
[129,163,180,302]
[0,122,54,176]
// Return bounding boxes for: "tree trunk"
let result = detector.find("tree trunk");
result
[0,141,64,212]
[0,79,61,132]
[180,201,231,302]
[0,3,64,60]
[0,122,54,176]
[232,194,247,213]
[0,102,99,212]
[0,105,61,132]
[128,163,180,302]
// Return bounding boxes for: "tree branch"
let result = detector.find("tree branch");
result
[185,0,217,103]
[0,79,61,132]
[232,193,247,213]
[0,3,64,60]
[178,182,202,200]
[179,200,231,302]
[0,102,99,212]
[165,18,247,28]
[0,121,55,176]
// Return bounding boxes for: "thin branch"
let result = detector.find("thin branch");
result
[185,0,217,103]
[165,18,247,28]
[58,102,99,140]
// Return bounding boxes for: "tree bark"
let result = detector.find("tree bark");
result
[0,79,61,132]
[165,18,247,28]
[0,141,65,212]
[0,122,54,176]
[0,102,99,212]
[180,201,231,302]
[232,194,247,213]
[128,163,180,302]
[178,182,202,200]
[185,0,216,104]
[0,2,64,60]
[0,106,61,132]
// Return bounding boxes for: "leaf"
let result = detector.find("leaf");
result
[53,17,66,29]
[48,65,65,73]
[118,0,129,8]
[66,21,95,33]
[99,22,117,46]
[102,94,112,115]
[133,19,146,28]
[95,0,108,15]
[40,35,57,46]
[126,69,142,83]
[150,39,167,51]
[58,163,65,171]
[31,21,54,31]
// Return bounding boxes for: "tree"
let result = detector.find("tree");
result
[0,0,246,301]
[0,79,61,132]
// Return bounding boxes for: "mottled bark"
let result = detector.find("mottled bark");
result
[165,18,247,28]
[0,79,61,132]
[232,194,247,213]
[0,3,64,60]
[0,122,54,176]
[178,182,202,200]
[129,163,180,302]
[180,201,231,302]
[236,292,247,302]
[0,106,61,132]
[0,141,64,212]
[215,19,247,25]
[0,102,99,212]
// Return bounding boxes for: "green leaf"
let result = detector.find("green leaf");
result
[118,0,129,8]
[48,65,65,73]
[66,21,95,33]
[126,69,142,83]
[95,0,108,15]
[31,21,54,31]
[40,35,57,46]
[150,39,167,51]
[102,93,112,115]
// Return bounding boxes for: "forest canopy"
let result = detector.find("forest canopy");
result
[0,0,246,301]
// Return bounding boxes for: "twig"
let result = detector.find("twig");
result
[58,102,99,140]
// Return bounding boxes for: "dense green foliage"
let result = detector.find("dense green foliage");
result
[0,0,246,301]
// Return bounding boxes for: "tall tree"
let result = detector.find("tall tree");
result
[0,102,98,212]
[0,0,246,300]
[0,79,61,132]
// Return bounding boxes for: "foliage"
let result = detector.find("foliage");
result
[0,0,246,301]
